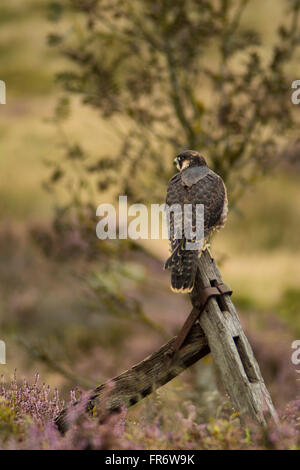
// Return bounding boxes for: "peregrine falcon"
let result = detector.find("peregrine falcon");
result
[165,150,228,293]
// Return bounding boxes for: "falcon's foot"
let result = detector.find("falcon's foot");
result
[203,242,214,260]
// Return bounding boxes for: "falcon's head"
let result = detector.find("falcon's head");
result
[174,150,207,172]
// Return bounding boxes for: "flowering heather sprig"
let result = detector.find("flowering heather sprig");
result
[6,409,130,450]
[0,371,64,423]
[0,371,130,450]
[0,371,298,450]
[281,396,300,428]
[249,400,300,451]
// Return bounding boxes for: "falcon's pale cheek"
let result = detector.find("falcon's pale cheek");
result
[181,161,190,170]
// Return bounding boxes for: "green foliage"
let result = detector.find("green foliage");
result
[125,396,300,450]
[0,400,22,442]
[46,0,300,210]
[85,262,165,334]
[38,0,300,381]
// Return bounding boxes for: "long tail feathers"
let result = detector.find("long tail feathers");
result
[165,243,198,293]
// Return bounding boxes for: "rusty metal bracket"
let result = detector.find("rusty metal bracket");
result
[167,282,232,361]
[55,251,279,432]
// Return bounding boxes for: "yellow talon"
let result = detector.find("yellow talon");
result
[204,243,214,260]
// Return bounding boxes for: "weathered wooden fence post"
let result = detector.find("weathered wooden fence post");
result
[56,250,279,432]
[191,250,279,426]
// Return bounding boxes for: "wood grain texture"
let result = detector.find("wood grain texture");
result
[55,250,279,433]
[55,323,210,433]
[191,250,279,426]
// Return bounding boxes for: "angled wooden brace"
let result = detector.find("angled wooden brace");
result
[55,250,279,433]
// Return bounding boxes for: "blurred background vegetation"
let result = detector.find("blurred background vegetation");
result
[0,0,299,448]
